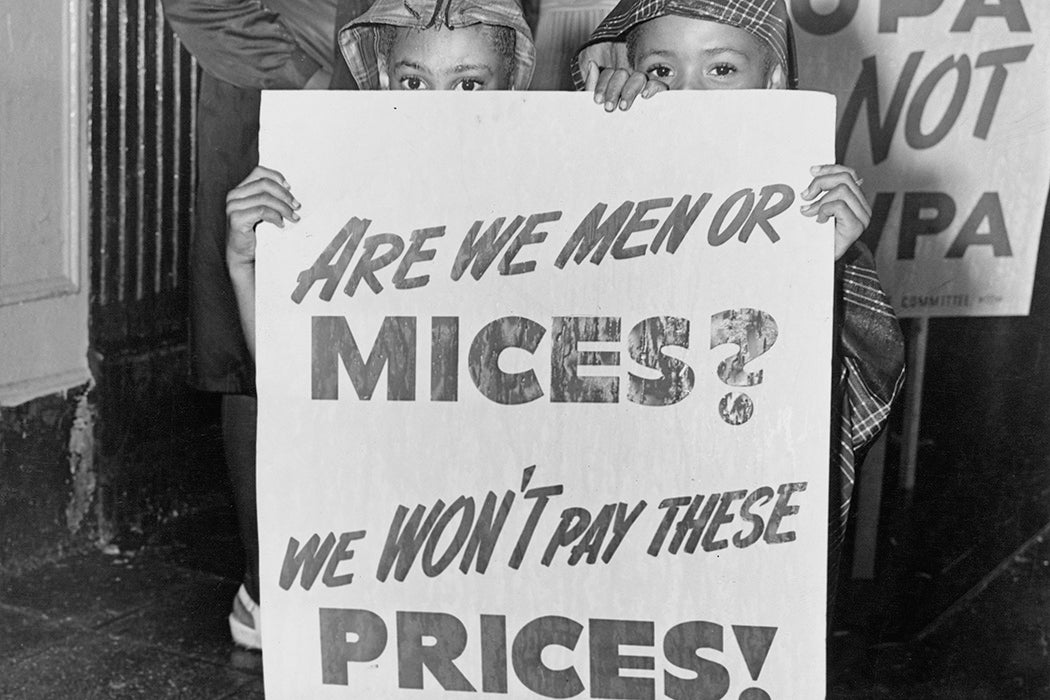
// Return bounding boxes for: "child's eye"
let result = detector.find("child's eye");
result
[455,79,483,91]
[646,65,673,80]
[400,76,428,90]
[709,63,737,78]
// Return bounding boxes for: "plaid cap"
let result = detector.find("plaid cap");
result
[571,0,798,90]
[339,0,536,90]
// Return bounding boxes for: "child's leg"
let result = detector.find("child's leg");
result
[222,394,259,603]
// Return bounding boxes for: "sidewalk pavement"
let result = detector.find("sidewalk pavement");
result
[0,508,262,699]
[1,505,1048,699]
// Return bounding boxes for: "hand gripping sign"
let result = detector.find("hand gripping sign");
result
[256,91,835,698]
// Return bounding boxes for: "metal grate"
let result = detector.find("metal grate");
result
[89,0,197,352]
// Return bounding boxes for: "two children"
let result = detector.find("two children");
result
[225,0,904,647]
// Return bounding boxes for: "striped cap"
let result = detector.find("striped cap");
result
[572,0,798,89]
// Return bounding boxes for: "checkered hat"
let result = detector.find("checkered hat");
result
[571,0,798,89]
[339,0,536,90]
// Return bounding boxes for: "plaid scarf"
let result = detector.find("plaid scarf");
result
[338,0,536,90]
[571,0,799,89]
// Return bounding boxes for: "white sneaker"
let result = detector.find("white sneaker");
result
[228,584,262,650]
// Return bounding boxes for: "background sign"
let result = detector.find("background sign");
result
[257,91,835,698]
[794,0,1050,317]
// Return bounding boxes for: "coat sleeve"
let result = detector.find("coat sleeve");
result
[827,243,906,556]
[161,0,323,89]
[837,243,907,455]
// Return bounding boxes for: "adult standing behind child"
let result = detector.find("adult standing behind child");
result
[573,0,907,595]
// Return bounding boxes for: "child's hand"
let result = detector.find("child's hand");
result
[225,166,298,358]
[584,61,667,112]
[800,164,872,260]
[225,166,300,269]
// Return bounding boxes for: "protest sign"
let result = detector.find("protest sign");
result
[256,91,835,698]
[793,0,1050,317]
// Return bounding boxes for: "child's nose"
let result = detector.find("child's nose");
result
[681,69,710,91]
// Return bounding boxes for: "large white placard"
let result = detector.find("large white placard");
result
[257,91,834,698]
[794,0,1050,317]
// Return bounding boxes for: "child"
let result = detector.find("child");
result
[222,0,536,648]
[338,0,535,91]
[572,0,906,596]
[230,0,535,355]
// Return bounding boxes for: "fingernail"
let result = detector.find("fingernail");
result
[292,198,301,209]
[809,165,820,175]
[619,99,628,110]
[594,93,603,104]
[291,212,300,222]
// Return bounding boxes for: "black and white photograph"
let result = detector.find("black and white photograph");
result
[0,1,1048,698]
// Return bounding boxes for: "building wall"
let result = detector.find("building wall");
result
[0,0,226,576]
[88,0,227,545]
[0,389,92,574]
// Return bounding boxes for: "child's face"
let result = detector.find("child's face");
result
[384,25,511,91]
[629,15,784,91]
